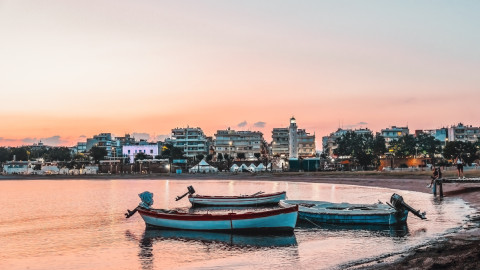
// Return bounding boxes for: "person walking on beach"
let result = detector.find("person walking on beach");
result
[427,167,441,188]
[454,155,465,179]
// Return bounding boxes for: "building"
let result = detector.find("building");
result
[122,144,159,163]
[380,126,409,145]
[114,134,136,158]
[297,129,316,157]
[214,128,264,160]
[415,128,448,145]
[76,142,87,153]
[272,117,316,159]
[165,127,210,157]
[78,133,135,160]
[447,123,480,143]
[85,133,113,157]
[2,161,32,174]
[271,128,289,157]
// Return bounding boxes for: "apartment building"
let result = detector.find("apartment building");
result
[381,126,409,145]
[297,129,316,157]
[214,128,264,160]
[271,128,289,157]
[165,127,210,157]
[447,123,480,143]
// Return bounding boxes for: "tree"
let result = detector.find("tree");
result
[389,135,416,158]
[371,134,387,168]
[9,147,28,161]
[0,147,10,162]
[161,143,185,161]
[135,152,149,161]
[217,153,224,161]
[206,154,213,162]
[46,147,72,161]
[416,134,442,163]
[443,141,478,165]
[254,153,261,160]
[334,131,377,170]
[89,146,107,164]
[372,134,387,157]
[196,154,205,161]
[29,147,48,160]
[237,153,246,160]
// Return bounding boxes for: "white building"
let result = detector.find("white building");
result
[381,126,409,145]
[214,128,264,160]
[447,123,480,143]
[2,161,32,174]
[271,128,289,157]
[122,144,159,163]
[165,127,210,157]
[297,129,316,157]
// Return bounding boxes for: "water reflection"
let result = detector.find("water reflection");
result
[126,229,297,270]
[296,221,410,237]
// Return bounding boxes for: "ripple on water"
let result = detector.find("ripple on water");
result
[0,179,474,270]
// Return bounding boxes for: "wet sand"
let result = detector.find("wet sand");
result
[3,170,480,269]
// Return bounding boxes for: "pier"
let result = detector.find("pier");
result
[433,178,480,197]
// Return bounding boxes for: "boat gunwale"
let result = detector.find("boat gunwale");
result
[138,205,298,221]
[280,200,399,216]
[189,191,286,200]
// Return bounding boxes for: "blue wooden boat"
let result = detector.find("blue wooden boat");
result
[280,193,426,225]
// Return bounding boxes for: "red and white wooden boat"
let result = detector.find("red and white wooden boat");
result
[126,191,298,232]
[175,186,287,206]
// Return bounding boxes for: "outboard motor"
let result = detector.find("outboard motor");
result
[390,193,426,220]
[175,186,196,201]
[125,191,154,218]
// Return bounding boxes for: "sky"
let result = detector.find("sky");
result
[1,0,479,147]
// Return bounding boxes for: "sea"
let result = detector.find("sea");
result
[0,179,474,270]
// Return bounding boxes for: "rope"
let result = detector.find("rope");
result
[305,217,321,228]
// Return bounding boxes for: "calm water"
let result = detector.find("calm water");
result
[0,179,474,270]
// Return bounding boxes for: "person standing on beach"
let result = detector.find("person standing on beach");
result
[454,155,465,179]
[427,167,441,188]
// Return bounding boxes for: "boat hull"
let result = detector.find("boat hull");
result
[143,228,298,247]
[298,209,408,225]
[280,200,408,225]
[188,191,286,206]
[138,205,298,232]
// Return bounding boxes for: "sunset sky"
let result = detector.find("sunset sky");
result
[1,1,479,147]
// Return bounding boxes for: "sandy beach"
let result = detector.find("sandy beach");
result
[3,170,480,269]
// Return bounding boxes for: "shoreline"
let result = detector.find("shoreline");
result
[2,171,480,269]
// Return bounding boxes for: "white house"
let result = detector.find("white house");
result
[122,144,159,163]
[2,161,32,174]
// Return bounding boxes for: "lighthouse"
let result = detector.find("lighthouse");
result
[289,116,298,159]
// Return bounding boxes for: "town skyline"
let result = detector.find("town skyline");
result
[0,120,476,149]
[1,1,479,147]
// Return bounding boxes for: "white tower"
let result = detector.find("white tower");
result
[289,117,298,159]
